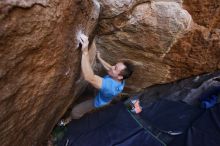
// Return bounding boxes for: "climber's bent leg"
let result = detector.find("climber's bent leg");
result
[71,98,95,119]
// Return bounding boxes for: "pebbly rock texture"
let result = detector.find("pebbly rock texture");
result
[96,0,220,92]
[164,0,220,80]
[0,0,99,146]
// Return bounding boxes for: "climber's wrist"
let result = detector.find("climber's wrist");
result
[82,51,89,55]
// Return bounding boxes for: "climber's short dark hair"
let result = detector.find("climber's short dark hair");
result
[120,61,134,79]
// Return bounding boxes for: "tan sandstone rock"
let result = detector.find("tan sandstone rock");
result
[96,0,194,91]
[164,0,220,80]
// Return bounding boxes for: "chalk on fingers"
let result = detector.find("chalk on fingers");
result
[76,30,83,49]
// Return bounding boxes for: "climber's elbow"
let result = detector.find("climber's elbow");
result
[85,74,102,89]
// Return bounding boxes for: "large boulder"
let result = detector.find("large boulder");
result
[0,0,99,145]
[96,0,220,92]
[164,0,220,80]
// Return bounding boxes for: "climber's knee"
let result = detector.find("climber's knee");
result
[71,99,95,119]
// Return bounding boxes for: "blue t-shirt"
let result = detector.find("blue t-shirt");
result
[94,75,125,107]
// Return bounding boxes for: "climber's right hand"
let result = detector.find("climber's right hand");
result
[79,33,89,52]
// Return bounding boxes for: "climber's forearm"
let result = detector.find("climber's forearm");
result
[81,50,102,89]
[81,51,94,80]
[79,33,102,89]
[95,43,112,71]
[98,57,112,71]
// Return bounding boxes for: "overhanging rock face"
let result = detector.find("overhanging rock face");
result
[164,0,220,81]
[0,0,99,146]
[96,0,220,92]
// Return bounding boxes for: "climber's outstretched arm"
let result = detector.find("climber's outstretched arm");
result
[79,34,102,89]
[97,51,112,71]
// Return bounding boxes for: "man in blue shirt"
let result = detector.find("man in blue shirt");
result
[71,33,134,119]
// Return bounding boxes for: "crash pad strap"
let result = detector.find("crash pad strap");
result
[127,109,174,146]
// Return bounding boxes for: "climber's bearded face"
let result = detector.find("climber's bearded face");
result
[108,62,125,80]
